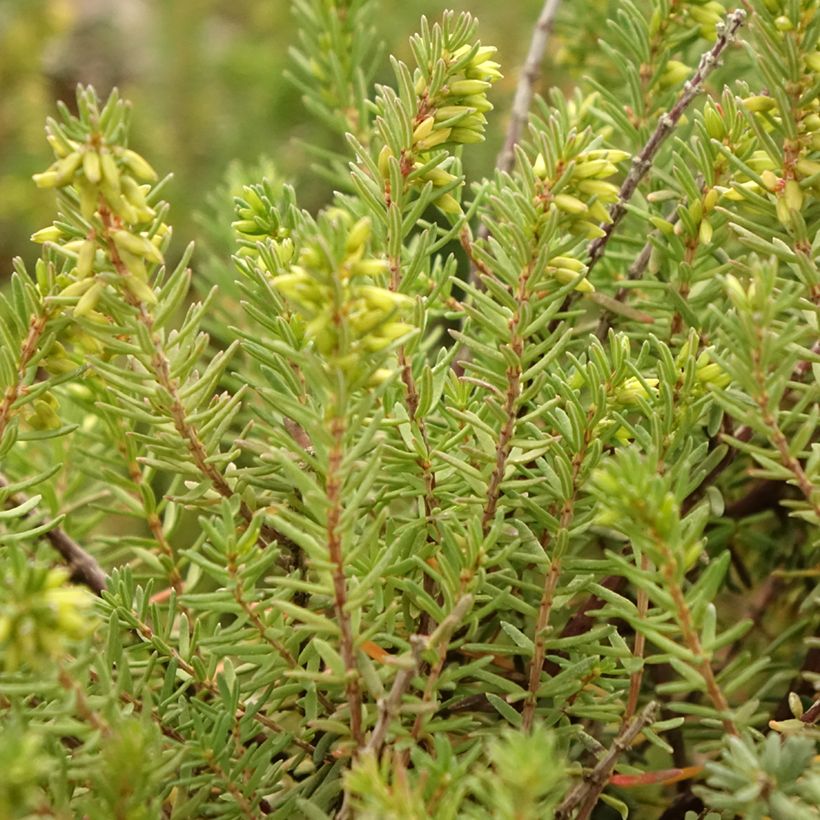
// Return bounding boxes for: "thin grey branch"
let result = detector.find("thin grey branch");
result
[496,0,562,175]
[556,701,658,819]
[0,473,107,594]
[586,9,746,274]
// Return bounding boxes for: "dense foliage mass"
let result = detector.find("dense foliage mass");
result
[1,1,818,817]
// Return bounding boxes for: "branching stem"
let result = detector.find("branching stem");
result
[586,9,746,274]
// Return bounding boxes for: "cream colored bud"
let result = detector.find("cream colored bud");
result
[742,95,776,113]
[346,217,372,253]
[83,151,102,184]
[121,149,158,182]
[448,79,491,96]
[416,128,452,151]
[77,240,96,279]
[60,277,97,299]
[378,145,392,178]
[74,280,105,317]
[31,226,63,243]
[784,179,804,211]
[33,171,60,189]
[123,274,157,305]
[436,193,461,214]
[760,170,779,192]
[449,128,485,144]
[548,256,586,272]
[533,153,548,179]
[412,116,436,143]
[553,194,588,214]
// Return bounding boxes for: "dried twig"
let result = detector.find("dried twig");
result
[586,9,746,274]
[495,0,562,175]
[0,472,107,594]
[468,0,562,286]
[555,701,658,819]
[338,597,473,820]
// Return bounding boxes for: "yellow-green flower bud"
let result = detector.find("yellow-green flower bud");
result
[76,177,99,220]
[53,152,83,185]
[32,171,60,189]
[703,188,719,211]
[30,226,63,244]
[553,193,588,215]
[449,127,485,144]
[76,239,96,279]
[60,277,97,299]
[796,158,820,178]
[704,105,726,140]
[74,280,105,317]
[423,165,458,186]
[588,200,613,224]
[578,221,606,238]
[784,179,803,211]
[351,259,390,277]
[576,179,620,199]
[660,61,691,88]
[553,267,595,292]
[123,274,157,305]
[615,377,659,405]
[100,151,121,190]
[724,274,748,310]
[760,170,780,192]
[346,217,372,254]
[436,193,461,214]
[573,159,617,179]
[113,230,164,265]
[412,116,436,143]
[120,148,158,182]
[359,285,412,311]
[533,153,548,179]
[742,95,776,113]
[83,150,102,184]
[378,145,393,178]
[806,52,820,73]
[699,218,714,244]
[448,79,492,96]
[416,128,452,151]
[548,256,585,272]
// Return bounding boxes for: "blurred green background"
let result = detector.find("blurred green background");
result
[1,0,584,277]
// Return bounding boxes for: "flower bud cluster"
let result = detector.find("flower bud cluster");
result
[531,139,629,292]
[685,1,728,40]
[232,183,291,252]
[378,37,501,215]
[533,144,628,236]
[270,213,413,376]
[0,563,94,672]
[675,337,732,392]
[30,91,168,318]
[413,42,502,149]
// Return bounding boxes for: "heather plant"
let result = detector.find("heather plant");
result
[0,1,818,818]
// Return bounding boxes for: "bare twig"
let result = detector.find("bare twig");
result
[586,9,746,274]
[0,472,108,594]
[555,701,658,819]
[366,637,425,758]
[495,0,562,175]
[469,0,562,286]
[368,602,480,760]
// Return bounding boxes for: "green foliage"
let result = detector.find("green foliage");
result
[1,0,818,817]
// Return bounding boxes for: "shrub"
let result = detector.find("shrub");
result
[1,1,818,817]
